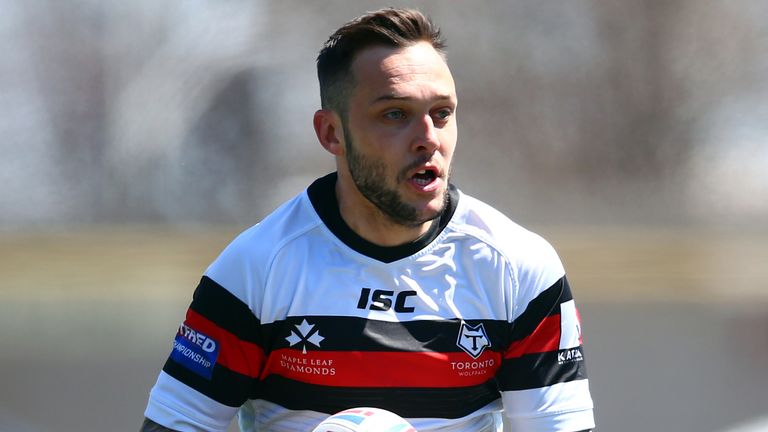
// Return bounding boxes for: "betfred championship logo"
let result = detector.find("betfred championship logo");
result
[171,323,220,379]
[456,322,491,359]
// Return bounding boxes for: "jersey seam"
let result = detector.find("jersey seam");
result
[261,192,326,295]
[444,221,519,323]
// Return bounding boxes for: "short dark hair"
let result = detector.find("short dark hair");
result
[317,8,446,116]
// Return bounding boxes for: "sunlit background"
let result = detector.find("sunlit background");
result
[1,1,766,431]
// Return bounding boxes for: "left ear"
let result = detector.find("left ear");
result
[313,109,345,156]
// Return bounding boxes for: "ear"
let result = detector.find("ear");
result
[313,109,345,156]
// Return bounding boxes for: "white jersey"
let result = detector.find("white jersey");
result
[145,173,594,432]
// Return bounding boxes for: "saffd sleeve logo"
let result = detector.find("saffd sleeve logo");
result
[170,323,220,379]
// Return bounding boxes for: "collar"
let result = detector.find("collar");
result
[307,172,459,263]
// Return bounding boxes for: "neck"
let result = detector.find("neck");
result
[334,173,432,247]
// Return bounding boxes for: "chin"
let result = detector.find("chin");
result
[417,200,447,222]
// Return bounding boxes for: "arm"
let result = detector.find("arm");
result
[140,418,177,432]
[143,276,261,430]
[499,274,595,431]
[494,228,595,431]
[143,226,267,430]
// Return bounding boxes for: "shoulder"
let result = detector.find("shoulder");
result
[450,191,562,269]
[449,190,565,299]
[224,190,320,256]
[204,190,323,299]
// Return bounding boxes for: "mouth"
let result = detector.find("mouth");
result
[406,164,443,192]
[411,168,438,186]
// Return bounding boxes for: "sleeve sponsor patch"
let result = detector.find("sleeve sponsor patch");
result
[557,300,585,365]
[559,299,582,350]
[170,323,220,380]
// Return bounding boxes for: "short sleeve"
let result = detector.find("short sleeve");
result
[497,232,595,431]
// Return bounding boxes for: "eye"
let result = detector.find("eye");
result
[384,110,407,121]
[432,108,453,122]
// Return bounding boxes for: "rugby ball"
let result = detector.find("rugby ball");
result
[311,407,417,432]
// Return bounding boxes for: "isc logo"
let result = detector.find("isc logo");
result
[356,288,417,313]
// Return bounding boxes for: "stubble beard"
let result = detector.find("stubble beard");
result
[343,123,449,228]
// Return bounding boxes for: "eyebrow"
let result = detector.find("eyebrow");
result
[370,93,455,105]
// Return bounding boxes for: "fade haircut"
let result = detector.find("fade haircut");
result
[317,8,446,118]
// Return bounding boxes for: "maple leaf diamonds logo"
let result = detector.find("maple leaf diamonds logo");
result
[286,319,324,354]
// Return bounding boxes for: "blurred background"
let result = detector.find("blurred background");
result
[1,0,766,431]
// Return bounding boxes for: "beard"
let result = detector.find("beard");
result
[343,123,449,228]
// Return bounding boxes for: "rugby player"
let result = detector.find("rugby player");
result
[142,8,595,431]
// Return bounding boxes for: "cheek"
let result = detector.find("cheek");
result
[438,129,458,156]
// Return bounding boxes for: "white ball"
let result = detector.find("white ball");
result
[311,407,417,432]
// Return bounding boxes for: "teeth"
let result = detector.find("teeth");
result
[417,170,427,174]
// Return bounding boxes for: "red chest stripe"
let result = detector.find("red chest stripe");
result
[263,348,502,388]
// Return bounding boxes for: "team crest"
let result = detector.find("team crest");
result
[456,322,491,359]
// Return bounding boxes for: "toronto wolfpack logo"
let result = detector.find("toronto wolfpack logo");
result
[456,322,491,359]
[286,319,324,354]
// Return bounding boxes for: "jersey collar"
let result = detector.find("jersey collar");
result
[307,172,459,263]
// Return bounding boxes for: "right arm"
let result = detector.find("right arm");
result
[144,228,267,430]
[142,276,263,431]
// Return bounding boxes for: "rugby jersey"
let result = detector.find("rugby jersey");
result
[145,172,594,431]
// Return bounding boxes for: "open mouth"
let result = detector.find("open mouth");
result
[411,168,438,186]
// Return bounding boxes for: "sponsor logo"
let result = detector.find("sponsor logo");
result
[171,323,219,379]
[559,300,583,350]
[356,288,417,313]
[279,353,336,376]
[456,322,491,359]
[557,347,584,364]
[282,320,334,375]
[286,319,324,354]
[178,323,217,352]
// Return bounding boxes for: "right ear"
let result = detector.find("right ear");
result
[313,109,345,156]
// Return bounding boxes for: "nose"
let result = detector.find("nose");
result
[411,114,440,153]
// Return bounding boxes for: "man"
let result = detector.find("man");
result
[142,8,594,432]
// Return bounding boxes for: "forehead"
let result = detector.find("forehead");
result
[349,42,456,102]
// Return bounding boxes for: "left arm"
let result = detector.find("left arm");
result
[498,275,595,431]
